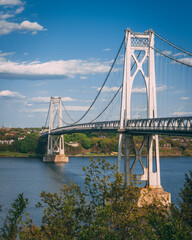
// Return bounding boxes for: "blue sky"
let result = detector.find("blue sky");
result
[0,0,191,127]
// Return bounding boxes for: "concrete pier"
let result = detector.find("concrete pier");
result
[138,187,171,207]
[43,154,69,163]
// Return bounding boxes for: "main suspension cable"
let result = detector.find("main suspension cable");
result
[132,32,192,67]
[154,32,192,56]
[62,37,125,125]
[53,109,58,127]
[55,110,72,126]
[89,50,142,123]
[44,102,51,128]
[90,83,123,123]
[61,101,76,123]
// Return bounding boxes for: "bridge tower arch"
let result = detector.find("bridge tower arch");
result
[43,97,69,162]
[118,29,161,188]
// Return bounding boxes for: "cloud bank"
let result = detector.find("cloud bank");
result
[0,89,25,98]
[0,20,45,35]
[0,58,111,80]
[0,0,21,5]
[0,0,46,35]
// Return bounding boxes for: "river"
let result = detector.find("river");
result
[0,156,192,226]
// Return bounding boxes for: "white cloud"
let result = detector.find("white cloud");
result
[172,111,192,116]
[97,86,120,92]
[177,57,192,66]
[23,106,89,112]
[64,106,89,111]
[103,48,111,51]
[30,97,50,103]
[80,76,88,79]
[99,98,108,102]
[20,20,44,31]
[132,87,146,93]
[22,108,48,113]
[0,20,18,35]
[62,97,77,102]
[29,96,77,103]
[132,85,167,93]
[15,6,24,14]
[0,58,111,79]
[26,103,33,107]
[0,90,25,98]
[96,85,166,94]
[181,97,190,100]
[156,85,167,92]
[0,14,14,19]
[117,57,124,65]
[0,51,15,57]
[0,20,46,35]
[156,50,172,57]
[0,0,21,5]
[173,52,186,57]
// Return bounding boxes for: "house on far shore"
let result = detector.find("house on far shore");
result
[0,139,14,145]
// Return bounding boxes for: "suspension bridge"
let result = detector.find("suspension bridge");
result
[39,28,192,194]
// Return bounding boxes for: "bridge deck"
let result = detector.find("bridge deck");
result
[40,117,192,138]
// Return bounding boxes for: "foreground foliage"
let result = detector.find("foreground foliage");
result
[179,170,192,227]
[0,159,192,239]
[0,193,28,240]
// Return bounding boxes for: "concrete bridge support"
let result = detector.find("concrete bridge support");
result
[118,29,170,203]
[43,97,68,163]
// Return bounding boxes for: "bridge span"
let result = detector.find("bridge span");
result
[41,116,192,137]
[41,28,192,199]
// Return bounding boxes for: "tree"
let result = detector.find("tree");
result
[18,133,39,153]
[0,193,28,240]
[179,170,192,227]
[80,137,93,149]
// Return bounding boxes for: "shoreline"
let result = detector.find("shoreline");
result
[0,152,191,158]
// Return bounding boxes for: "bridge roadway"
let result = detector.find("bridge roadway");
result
[40,116,192,137]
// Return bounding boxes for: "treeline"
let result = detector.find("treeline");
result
[0,133,39,154]
[64,133,192,156]
[0,130,192,156]
[64,132,119,155]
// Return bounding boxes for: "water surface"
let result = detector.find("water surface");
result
[0,156,191,226]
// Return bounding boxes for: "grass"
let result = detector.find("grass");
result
[0,151,36,158]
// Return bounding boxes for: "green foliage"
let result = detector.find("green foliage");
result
[18,133,39,153]
[16,158,192,239]
[179,170,192,227]
[0,193,28,240]
[80,136,93,149]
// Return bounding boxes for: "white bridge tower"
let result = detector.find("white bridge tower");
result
[43,97,69,163]
[118,29,161,188]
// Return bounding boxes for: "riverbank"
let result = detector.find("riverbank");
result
[0,150,191,158]
[0,151,36,158]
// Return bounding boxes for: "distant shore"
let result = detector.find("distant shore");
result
[0,151,191,158]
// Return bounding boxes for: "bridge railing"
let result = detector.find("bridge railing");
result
[126,116,192,133]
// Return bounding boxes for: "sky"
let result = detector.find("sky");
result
[0,0,191,128]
